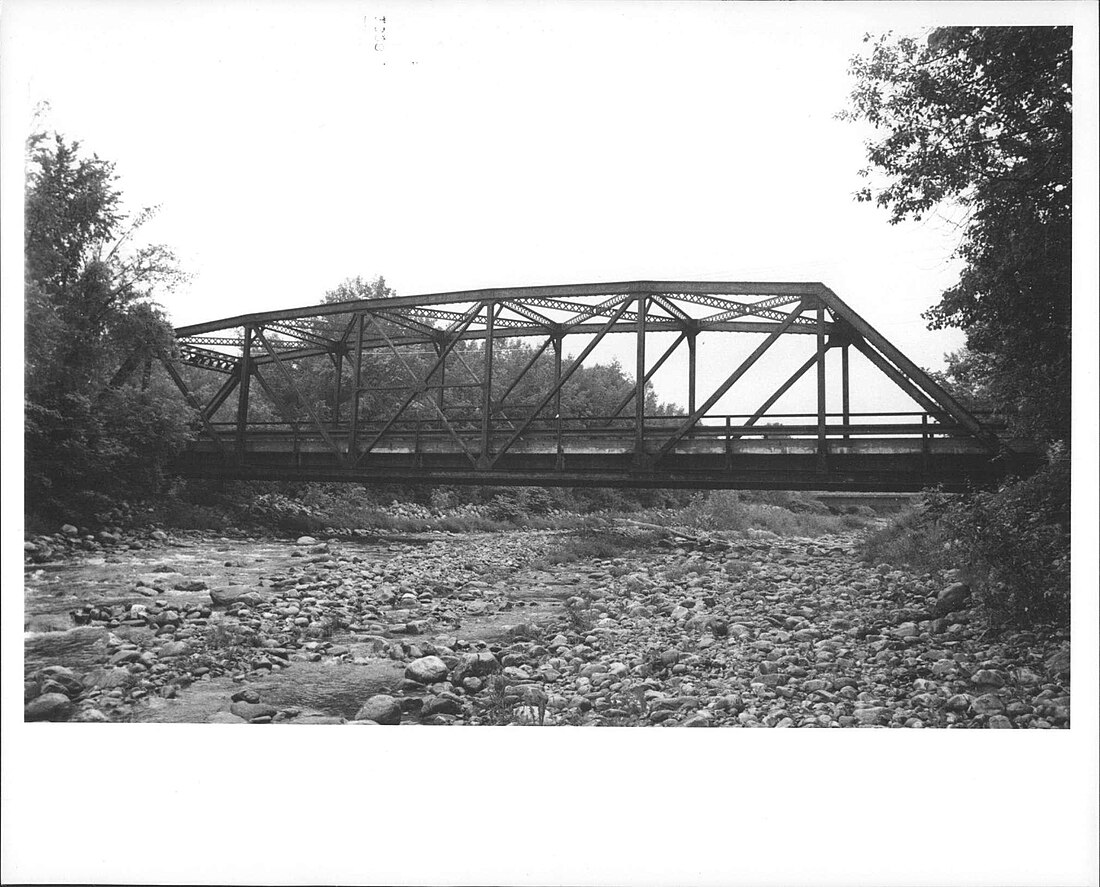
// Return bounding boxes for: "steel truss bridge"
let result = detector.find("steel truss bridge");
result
[120,281,1042,491]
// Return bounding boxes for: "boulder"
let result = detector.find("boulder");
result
[933,582,971,617]
[25,693,73,722]
[972,693,1006,716]
[229,701,278,722]
[405,655,449,684]
[1045,648,1070,680]
[210,586,262,608]
[354,694,402,725]
[421,694,464,718]
[451,651,501,684]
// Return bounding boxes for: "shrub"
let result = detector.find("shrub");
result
[860,452,1070,627]
[927,454,1070,626]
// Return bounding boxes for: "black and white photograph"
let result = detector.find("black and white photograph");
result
[3,1,1097,884]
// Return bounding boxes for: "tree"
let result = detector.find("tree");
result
[25,130,192,517]
[841,27,1071,443]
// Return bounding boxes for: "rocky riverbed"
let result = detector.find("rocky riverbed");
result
[23,522,1071,727]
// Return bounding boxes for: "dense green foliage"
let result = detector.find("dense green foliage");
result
[25,131,193,520]
[861,455,1070,626]
[843,27,1072,627]
[842,27,1071,443]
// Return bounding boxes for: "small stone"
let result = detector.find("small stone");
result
[296,536,319,545]
[173,579,207,592]
[231,688,261,704]
[987,715,1014,729]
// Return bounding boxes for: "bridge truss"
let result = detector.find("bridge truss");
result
[121,281,1040,491]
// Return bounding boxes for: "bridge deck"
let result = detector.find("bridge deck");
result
[177,427,1042,492]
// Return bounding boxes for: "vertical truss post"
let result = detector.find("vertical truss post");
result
[333,350,343,426]
[478,303,495,468]
[554,335,564,470]
[687,330,697,416]
[921,413,930,476]
[841,343,850,441]
[349,313,365,458]
[816,301,827,471]
[236,326,253,461]
[634,295,647,457]
[436,338,446,415]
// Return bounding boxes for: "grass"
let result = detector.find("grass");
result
[857,504,951,572]
[672,491,876,536]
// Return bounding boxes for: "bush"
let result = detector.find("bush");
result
[927,453,1070,626]
[860,451,1070,627]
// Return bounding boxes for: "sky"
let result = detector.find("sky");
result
[0,0,1014,418]
[2,3,1098,885]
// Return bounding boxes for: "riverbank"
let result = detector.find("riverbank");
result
[23,521,1070,727]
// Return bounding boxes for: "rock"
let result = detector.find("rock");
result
[421,694,464,718]
[60,524,79,536]
[405,655,449,684]
[150,529,168,542]
[452,651,501,683]
[970,669,1005,688]
[210,586,261,607]
[25,693,73,722]
[73,709,108,722]
[229,701,278,721]
[355,694,402,725]
[934,582,971,617]
[159,641,191,658]
[209,711,246,724]
[971,694,1006,716]
[945,694,972,713]
[296,536,319,545]
[173,579,207,592]
[987,715,1014,729]
[854,706,886,726]
[1045,648,1070,680]
[231,688,261,704]
[682,711,715,727]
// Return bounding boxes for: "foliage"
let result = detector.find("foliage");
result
[925,453,1070,625]
[679,491,873,536]
[25,128,193,518]
[861,452,1070,626]
[841,27,1071,443]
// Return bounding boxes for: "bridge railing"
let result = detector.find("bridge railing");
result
[204,409,1007,448]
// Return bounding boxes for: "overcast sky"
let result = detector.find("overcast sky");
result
[5,0,1038,417]
[2,1,1094,415]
